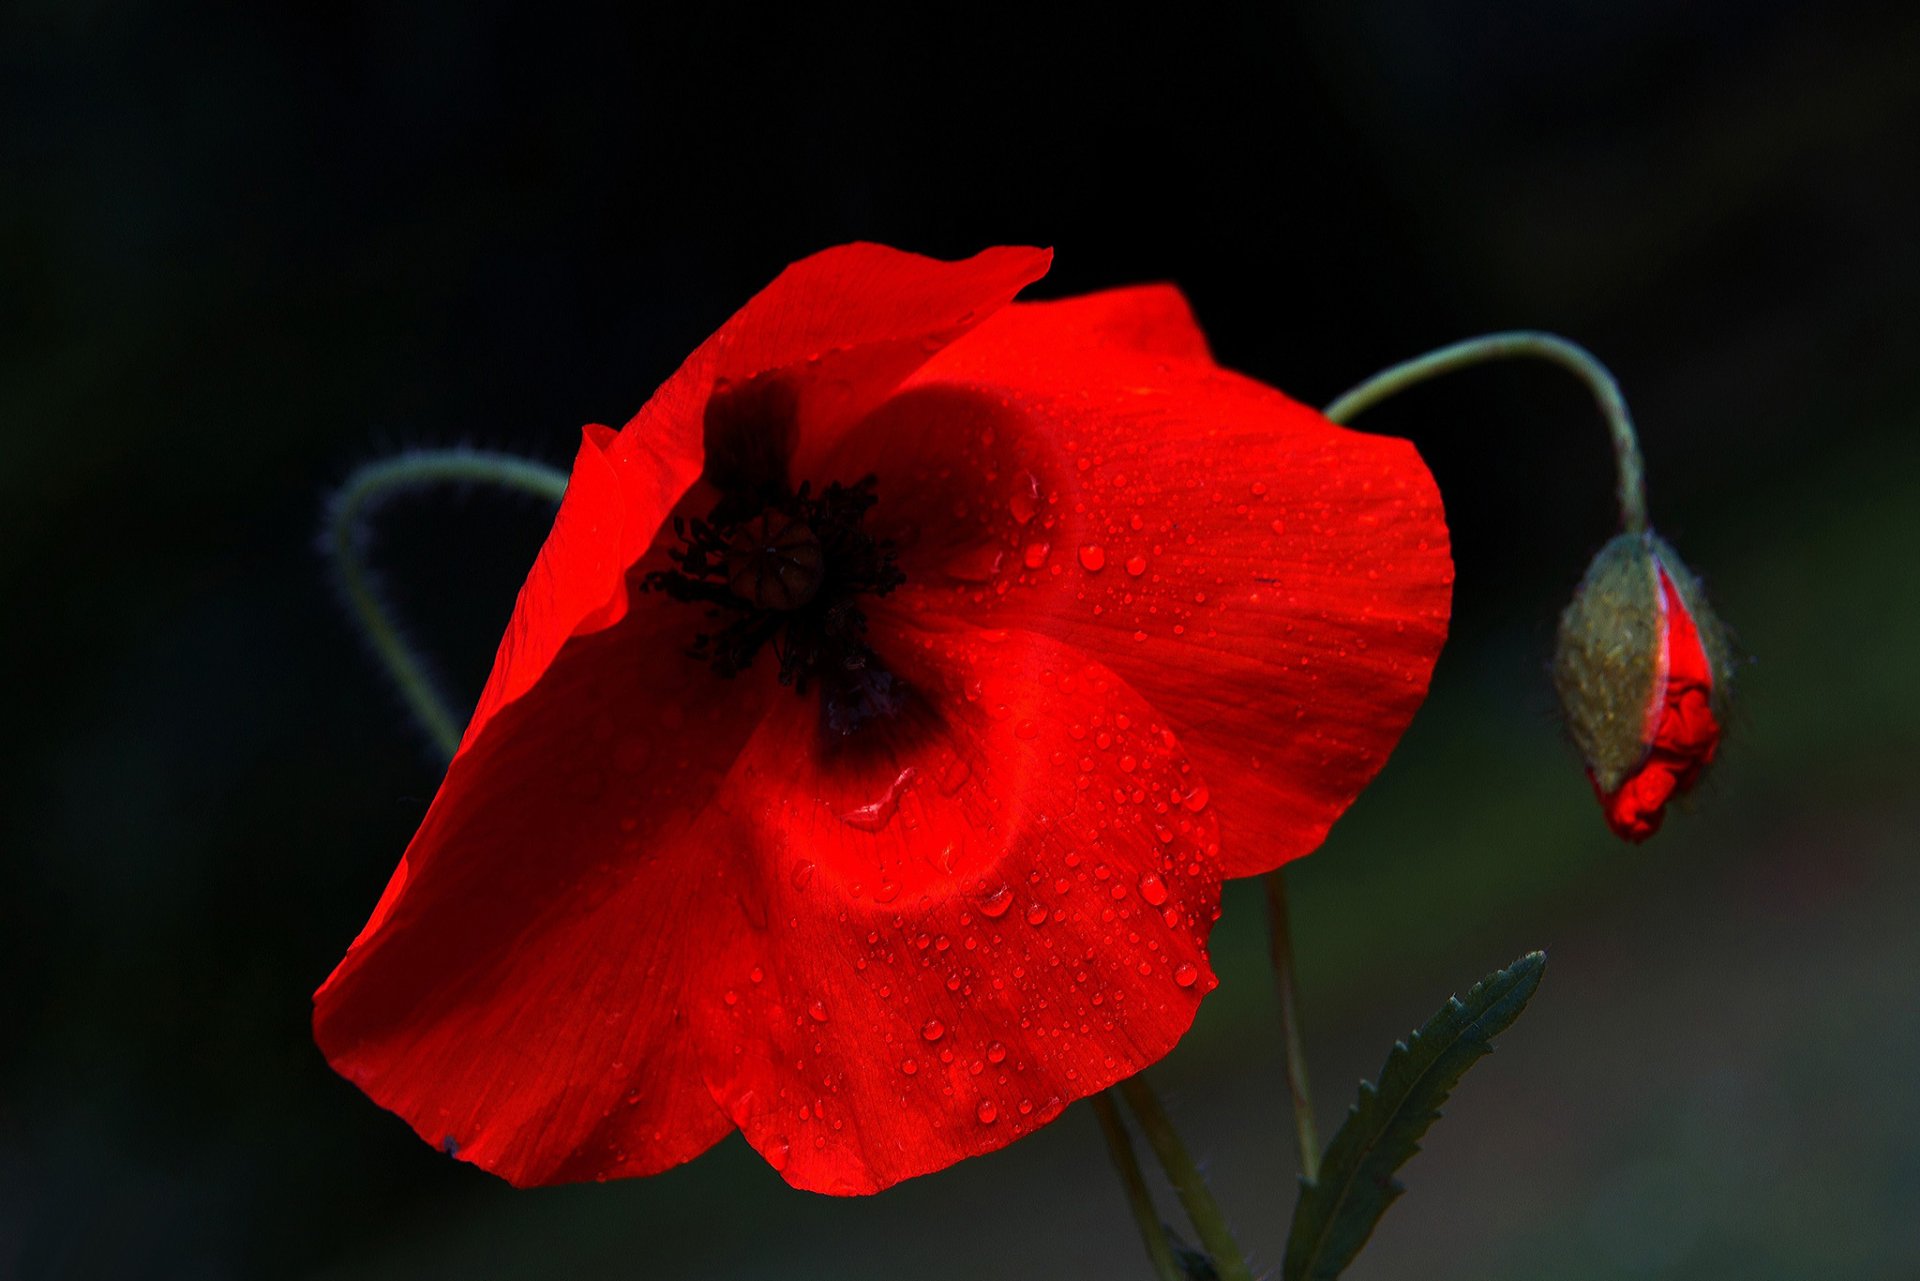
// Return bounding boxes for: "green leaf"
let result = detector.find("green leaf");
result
[1282,950,1548,1281]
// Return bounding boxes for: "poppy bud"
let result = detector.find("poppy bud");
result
[1552,533,1733,841]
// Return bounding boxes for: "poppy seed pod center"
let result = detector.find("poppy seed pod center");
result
[725,511,824,610]
[644,473,907,734]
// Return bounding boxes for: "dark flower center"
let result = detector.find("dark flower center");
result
[644,471,908,736]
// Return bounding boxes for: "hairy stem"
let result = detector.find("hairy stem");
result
[324,447,568,760]
[1092,1093,1183,1281]
[1118,1076,1253,1281]
[1264,870,1321,1184]
[1323,330,1648,534]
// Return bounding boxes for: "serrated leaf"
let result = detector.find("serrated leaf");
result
[1282,950,1547,1281]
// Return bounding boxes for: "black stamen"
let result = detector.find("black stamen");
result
[643,475,907,734]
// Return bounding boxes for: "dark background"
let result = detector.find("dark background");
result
[6,2,1918,1277]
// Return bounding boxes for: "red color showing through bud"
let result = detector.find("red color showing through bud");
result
[313,245,1453,1195]
[1597,569,1722,841]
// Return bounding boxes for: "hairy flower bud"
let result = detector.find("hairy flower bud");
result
[1552,533,1732,841]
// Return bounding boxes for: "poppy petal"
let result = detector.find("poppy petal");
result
[816,291,1451,877]
[466,244,1052,745]
[314,594,779,1186]
[691,624,1222,1194]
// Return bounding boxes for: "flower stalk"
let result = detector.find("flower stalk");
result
[1263,871,1321,1184]
[1091,1093,1184,1281]
[1118,1075,1253,1281]
[324,447,568,760]
[1323,330,1648,534]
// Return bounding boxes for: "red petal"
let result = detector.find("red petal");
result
[816,287,1452,877]
[466,244,1052,746]
[314,597,777,1186]
[1598,568,1721,842]
[693,624,1222,1194]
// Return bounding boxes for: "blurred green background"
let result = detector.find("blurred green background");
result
[5,2,1918,1277]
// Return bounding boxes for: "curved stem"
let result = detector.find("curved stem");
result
[1263,870,1320,1183]
[1323,330,1648,534]
[1118,1076,1253,1281]
[324,448,569,761]
[1091,1094,1183,1281]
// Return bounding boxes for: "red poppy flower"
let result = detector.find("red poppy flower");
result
[314,244,1452,1194]
[1594,565,1723,841]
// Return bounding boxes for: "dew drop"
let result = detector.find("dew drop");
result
[977,884,1014,919]
[1078,544,1107,572]
[767,1136,791,1171]
[1023,541,1051,569]
[1125,555,1147,577]
[1010,472,1040,524]
[1138,873,1169,906]
[901,1058,919,1075]
[976,1099,998,1125]
[1025,903,1049,926]
[808,1000,829,1023]
[841,766,917,833]
[1173,962,1199,988]
[921,1018,946,1042]
[1181,783,1210,812]
[790,860,817,892]
[987,1041,1008,1064]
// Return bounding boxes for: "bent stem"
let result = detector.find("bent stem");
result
[1323,330,1648,535]
[1091,1093,1183,1281]
[324,447,568,760]
[1118,1075,1253,1281]
[1264,870,1321,1184]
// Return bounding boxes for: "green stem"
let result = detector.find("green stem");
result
[1118,1076,1253,1281]
[324,447,569,761]
[1264,870,1321,1183]
[1091,1094,1183,1281]
[1323,330,1648,535]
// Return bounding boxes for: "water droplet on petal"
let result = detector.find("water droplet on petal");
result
[976,1099,998,1124]
[1173,962,1199,988]
[841,767,917,833]
[987,1041,1007,1063]
[1079,544,1107,572]
[1138,873,1169,906]
[1010,472,1039,525]
[977,884,1014,918]
[1023,541,1051,570]
[808,1000,829,1023]
[921,1019,946,1042]
[1181,783,1210,812]
[1125,555,1147,577]
[767,1136,791,1171]
[790,861,817,892]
